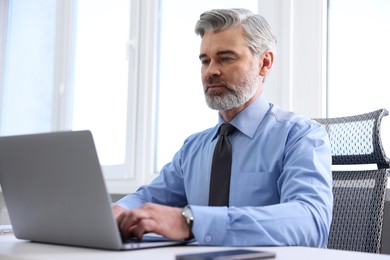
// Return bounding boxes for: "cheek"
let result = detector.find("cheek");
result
[200,67,207,80]
[201,74,207,85]
[230,70,256,88]
[226,67,247,82]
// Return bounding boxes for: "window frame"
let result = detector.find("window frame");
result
[0,0,9,130]
[59,0,160,193]
[258,0,328,118]
[107,0,161,193]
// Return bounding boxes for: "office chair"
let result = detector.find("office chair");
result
[315,108,390,253]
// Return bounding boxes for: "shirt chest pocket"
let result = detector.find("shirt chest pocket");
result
[230,171,280,207]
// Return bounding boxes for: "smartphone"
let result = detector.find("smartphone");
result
[175,249,276,260]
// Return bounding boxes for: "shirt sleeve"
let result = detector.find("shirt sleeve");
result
[114,149,188,210]
[190,122,333,248]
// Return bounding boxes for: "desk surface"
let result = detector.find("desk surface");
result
[1,234,390,260]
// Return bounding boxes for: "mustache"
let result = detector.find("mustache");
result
[205,77,226,85]
[204,80,236,96]
[204,78,234,92]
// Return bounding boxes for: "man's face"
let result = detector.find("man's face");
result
[199,26,261,111]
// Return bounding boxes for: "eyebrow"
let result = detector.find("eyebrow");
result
[199,50,239,60]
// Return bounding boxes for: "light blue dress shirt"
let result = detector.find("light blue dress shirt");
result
[115,95,333,248]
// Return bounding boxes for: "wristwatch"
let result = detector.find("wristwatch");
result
[182,205,194,239]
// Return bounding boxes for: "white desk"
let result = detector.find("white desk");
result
[1,235,390,260]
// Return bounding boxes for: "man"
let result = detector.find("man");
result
[113,8,333,247]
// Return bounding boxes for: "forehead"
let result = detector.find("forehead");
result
[200,26,251,56]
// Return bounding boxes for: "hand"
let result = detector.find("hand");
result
[114,203,191,241]
[113,204,127,218]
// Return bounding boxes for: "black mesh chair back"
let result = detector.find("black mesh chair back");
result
[315,109,390,253]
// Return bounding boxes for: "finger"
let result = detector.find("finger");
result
[117,212,138,240]
[132,219,159,240]
[118,209,153,240]
[116,212,126,234]
[112,205,126,218]
[119,211,137,230]
[116,211,126,226]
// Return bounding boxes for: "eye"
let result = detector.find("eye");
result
[200,59,210,65]
[220,56,233,62]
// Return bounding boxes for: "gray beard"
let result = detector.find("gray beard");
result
[204,74,259,111]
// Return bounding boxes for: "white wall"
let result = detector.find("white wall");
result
[259,0,327,118]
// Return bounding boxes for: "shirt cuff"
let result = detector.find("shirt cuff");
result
[190,205,228,245]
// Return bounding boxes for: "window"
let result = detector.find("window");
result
[72,0,130,167]
[1,0,56,135]
[0,0,140,189]
[71,0,136,181]
[327,0,390,153]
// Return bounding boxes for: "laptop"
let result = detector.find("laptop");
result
[0,130,188,250]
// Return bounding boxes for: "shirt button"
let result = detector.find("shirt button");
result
[205,235,212,242]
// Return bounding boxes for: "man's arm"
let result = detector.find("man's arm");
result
[112,147,190,240]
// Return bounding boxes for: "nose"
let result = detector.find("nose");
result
[204,60,221,78]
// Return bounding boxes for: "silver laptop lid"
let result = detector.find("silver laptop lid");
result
[0,131,123,250]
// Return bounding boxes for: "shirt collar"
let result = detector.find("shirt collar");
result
[212,95,271,140]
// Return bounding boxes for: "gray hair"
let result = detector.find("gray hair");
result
[195,8,277,55]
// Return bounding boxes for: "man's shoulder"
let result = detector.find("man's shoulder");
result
[266,104,322,129]
[263,105,329,148]
[183,126,216,145]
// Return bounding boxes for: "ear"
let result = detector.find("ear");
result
[259,51,274,77]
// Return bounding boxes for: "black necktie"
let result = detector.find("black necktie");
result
[208,123,236,206]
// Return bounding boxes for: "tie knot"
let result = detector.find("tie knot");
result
[219,123,236,137]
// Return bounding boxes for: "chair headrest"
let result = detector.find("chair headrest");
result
[314,109,390,167]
